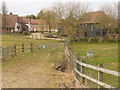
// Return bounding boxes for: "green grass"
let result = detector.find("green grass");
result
[2,33,64,69]
[70,42,118,70]
[1,34,60,47]
[70,41,119,88]
[3,46,64,66]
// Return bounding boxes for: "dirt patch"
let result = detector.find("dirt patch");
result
[2,51,75,88]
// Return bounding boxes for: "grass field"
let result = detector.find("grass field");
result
[70,41,119,88]
[1,34,60,47]
[70,42,118,70]
[1,34,119,88]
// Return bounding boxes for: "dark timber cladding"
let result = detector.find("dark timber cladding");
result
[79,11,118,37]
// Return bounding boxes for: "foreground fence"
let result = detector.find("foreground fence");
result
[65,44,120,88]
[1,43,63,61]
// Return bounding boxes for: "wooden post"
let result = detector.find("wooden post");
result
[22,43,24,53]
[73,53,77,76]
[81,60,83,73]
[2,48,4,60]
[98,64,103,89]
[12,46,14,57]
[81,60,85,84]
[70,52,72,72]
[36,35,37,39]
[4,48,6,59]
[7,47,9,58]
[30,43,33,52]
[14,45,16,55]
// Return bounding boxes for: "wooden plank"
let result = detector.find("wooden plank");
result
[75,59,120,77]
[74,68,115,88]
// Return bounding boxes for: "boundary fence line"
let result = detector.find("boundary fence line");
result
[1,43,64,61]
[65,42,119,89]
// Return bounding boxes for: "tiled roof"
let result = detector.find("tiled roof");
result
[79,11,118,28]
[30,20,40,24]
[18,17,29,24]
[79,11,104,24]
[2,14,18,28]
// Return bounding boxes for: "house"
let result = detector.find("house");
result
[1,13,18,33]
[1,13,58,33]
[78,11,118,38]
[15,16,29,32]
[0,14,2,33]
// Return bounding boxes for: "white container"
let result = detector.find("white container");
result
[87,51,94,57]
[42,45,46,48]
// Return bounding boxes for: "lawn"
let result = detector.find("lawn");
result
[70,41,119,88]
[1,33,60,47]
[70,42,118,70]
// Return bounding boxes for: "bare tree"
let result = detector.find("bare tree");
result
[2,1,8,31]
[99,2,118,19]
[52,2,89,41]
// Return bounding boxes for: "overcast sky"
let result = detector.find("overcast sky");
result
[0,0,119,16]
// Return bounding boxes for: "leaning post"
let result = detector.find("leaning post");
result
[22,43,24,53]
[14,45,16,55]
[30,43,33,52]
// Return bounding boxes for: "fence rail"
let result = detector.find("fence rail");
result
[27,35,65,41]
[75,59,120,77]
[65,43,120,88]
[1,43,63,61]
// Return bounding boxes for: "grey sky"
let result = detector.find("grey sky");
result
[1,0,119,16]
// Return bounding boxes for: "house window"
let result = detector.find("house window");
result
[85,32,87,37]
[96,32,101,36]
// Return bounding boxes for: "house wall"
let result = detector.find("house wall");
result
[85,29,103,37]
[78,23,104,38]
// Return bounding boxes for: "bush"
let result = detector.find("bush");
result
[22,31,31,35]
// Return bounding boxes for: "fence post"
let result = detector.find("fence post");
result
[98,64,103,89]
[22,43,24,53]
[2,48,4,60]
[73,53,77,76]
[14,45,16,55]
[80,60,85,84]
[7,47,9,58]
[70,51,74,73]
[30,43,33,52]
[32,35,33,39]
[36,35,37,39]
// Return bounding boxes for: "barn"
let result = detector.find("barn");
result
[78,11,118,38]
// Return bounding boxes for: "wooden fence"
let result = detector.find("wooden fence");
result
[28,35,65,41]
[65,43,120,88]
[1,43,63,61]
